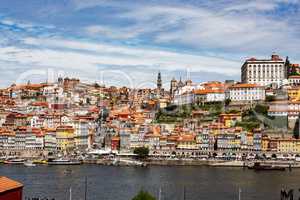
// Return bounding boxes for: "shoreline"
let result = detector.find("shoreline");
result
[83,158,300,168]
[2,158,300,168]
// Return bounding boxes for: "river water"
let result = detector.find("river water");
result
[0,164,298,200]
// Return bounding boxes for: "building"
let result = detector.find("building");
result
[111,136,120,152]
[173,91,194,105]
[253,129,262,151]
[73,119,91,150]
[277,138,300,153]
[119,128,131,152]
[241,54,287,87]
[287,86,300,101]
[157,71,162,90]
[44,128,57,152]
[219,113,242,128]
[288,75,300,86]
[56,126,75,152]
[226,83,265,102]
[268,100,300,129]
[0,176,23,200]
[170,78,178,98]
[176,134,197,150]
[194,89,225,103]
[197,128,210,151]
[0,129,15,150]
[261,135,270,152]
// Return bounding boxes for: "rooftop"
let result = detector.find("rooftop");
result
[0,176,23,193]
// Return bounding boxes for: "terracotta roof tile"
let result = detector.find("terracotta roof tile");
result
[0,176,23,193]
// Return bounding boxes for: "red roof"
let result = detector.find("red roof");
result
[229,83,264,89]
[0,176,23,193]
[194,89,224,95]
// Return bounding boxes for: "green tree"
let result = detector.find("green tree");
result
[225,98,231,106]
[134,147,150,159]
[254,104,268,115]
[132,190,156,200]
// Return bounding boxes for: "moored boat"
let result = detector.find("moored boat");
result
[248,162,286,171]
[33,159,48,164]
[24,160,36,167]
[48,158,81,165]
[5,159,25,164]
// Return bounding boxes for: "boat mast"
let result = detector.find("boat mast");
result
[69,187,72,200]
[158,186,162,200]
[84,176,87,200]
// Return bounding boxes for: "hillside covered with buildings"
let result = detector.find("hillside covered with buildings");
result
[1,54,300,159]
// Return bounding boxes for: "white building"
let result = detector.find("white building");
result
[241,54,287,87]
[73,119,92,149]
[173,92,194,105]
[44,129,57,152]
[15,128,26,150]
[226,83,265,101]
[30,116,44,128]
[288,75,300,86]
[0,130,15,150]
[268,100,300,129]
[194,89,225,103]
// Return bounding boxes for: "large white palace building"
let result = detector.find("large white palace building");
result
[241,54,287,87]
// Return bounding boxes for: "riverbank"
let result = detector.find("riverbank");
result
[83,158,300,168]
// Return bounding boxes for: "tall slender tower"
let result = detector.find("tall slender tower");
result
[157,71,162,90]
[170,77,177,98]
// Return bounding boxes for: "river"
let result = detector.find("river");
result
[0,164,298,200]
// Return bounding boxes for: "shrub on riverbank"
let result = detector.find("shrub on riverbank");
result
[132,190,156,200]
[134,147,150,159]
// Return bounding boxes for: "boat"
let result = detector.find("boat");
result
[5,159,25,164]
[248,162,286,171]
[48,158,81,165]
[33,159,48,164]
[24,160,36,167]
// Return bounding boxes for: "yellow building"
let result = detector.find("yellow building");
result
[277,139,300,153]
[247,133,254,150]
[261,135,270,152]
[288,86,300,101]
[219,113,242,128]
[177,134,198,150]
[56,126,75,152]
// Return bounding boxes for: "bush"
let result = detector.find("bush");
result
[254,104,268,115]
[236,121,260,131]
[225,99,231,106]
[134,147,149,159]
[132,190,156,200]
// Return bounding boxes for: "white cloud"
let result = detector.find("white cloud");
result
[82,2,300,56]
[0,37,240,87]
[22,37,239,73]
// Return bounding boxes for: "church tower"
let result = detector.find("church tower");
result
[157,71,162,90]
[170,77,177,98]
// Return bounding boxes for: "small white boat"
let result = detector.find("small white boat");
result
[24,160,36,167]
[48,158,81,165]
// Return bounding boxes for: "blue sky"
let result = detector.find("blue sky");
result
[0,0,300,88]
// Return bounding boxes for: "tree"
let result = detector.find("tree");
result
[132,190,156,200]
[225,98,231,106]
[134,147,150,159]
[254,104,268,115]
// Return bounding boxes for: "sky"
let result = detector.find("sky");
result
[0,0,300,88]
